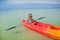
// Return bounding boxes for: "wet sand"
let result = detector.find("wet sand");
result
[15,25,53,40]
[0,25,53,40]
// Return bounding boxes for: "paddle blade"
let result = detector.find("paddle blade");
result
[6,26,16,31]
[37,17,45,20]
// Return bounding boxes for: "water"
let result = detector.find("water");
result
[0,9,60,40]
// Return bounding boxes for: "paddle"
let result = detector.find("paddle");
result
[6,26,16,31]
[36,17,45,20]
[6,25,20,31]
[6,17,45,31]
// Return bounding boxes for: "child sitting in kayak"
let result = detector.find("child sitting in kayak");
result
[27,13,36,24]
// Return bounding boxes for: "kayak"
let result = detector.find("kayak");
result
[22,20,60,40]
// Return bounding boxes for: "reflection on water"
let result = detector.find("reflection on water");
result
[0,9,60,40]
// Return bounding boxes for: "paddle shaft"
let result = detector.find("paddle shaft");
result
[6,17,45,31]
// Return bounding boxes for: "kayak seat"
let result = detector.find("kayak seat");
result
[50,26,60,30]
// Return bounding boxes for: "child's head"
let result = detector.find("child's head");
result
[28,13,32,18]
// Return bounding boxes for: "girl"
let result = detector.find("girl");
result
[27,13,36,24]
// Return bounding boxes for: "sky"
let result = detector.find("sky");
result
[0,0,60,10]
[0,0,60,4]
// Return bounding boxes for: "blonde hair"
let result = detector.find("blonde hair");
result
[29,13,32,15]
[28,13,32,18]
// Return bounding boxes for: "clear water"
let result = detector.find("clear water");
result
[0,9,60,40]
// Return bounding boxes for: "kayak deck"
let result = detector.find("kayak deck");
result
[22,20,60,40]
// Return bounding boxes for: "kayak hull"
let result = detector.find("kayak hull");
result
[22,20,60,40]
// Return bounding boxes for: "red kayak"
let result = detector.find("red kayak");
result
[22,20,60,40]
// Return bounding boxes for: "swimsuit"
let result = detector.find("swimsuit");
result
[28,18,33,22]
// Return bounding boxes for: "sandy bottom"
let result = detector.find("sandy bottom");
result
[1,25,53,40]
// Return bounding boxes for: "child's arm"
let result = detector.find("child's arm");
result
[26,19,29,24]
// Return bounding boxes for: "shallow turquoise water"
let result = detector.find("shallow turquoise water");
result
[0,9,60,40]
